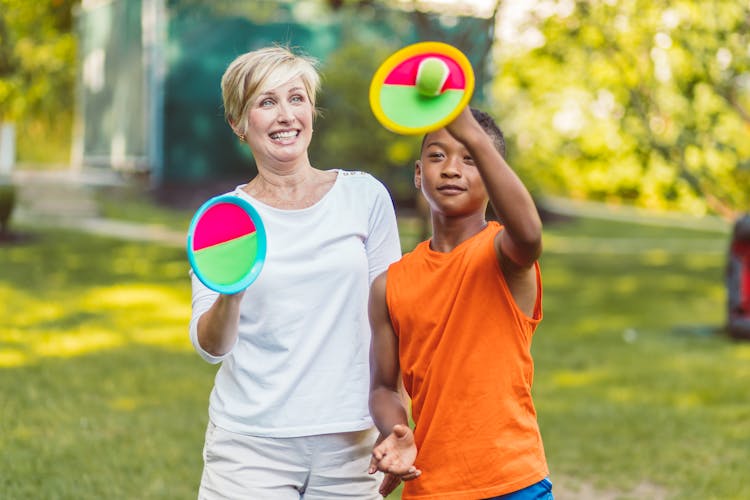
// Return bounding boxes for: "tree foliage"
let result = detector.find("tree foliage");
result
[494,0,750,217]
[0,0,78,121]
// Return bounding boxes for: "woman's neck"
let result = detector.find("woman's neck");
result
[254,162,316,188]
[243,166,337,210]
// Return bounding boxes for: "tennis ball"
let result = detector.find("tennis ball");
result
[415,57,449,97]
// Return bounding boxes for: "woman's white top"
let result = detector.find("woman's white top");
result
[189,170,402,437]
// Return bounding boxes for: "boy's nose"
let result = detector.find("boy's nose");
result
[441,159,462,177]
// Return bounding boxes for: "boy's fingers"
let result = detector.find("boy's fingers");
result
[379,473,401,496]
[401,468,422,481]
[371,451,396,474]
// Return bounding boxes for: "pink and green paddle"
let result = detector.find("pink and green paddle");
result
[187,195,267,294]
[369,42,475,135]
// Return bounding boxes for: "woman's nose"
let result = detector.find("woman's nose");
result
[276,102,294,122]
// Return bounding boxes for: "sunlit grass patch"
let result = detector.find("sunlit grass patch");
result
[0,349,28,368]
[0,227,212,498]
[1,229,193,368]
[33,329,124,358]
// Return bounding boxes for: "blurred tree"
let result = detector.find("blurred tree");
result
[495,0,750,217]
[310,10,423,211]
[0,0,78,121]
[312,36,421,206]
[0,0,79,165]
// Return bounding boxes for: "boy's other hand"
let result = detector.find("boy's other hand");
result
[368,424,421,487]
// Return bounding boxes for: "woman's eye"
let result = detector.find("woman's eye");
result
[260,98,274,107]
[290,95,304,103]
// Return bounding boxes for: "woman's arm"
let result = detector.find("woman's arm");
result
[195,291,245,357]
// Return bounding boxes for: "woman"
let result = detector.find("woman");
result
[189,46,402,499]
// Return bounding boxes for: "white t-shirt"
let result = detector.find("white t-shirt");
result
[189,170,402,437]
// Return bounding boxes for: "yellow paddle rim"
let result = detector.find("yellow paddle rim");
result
[369,41,475,135]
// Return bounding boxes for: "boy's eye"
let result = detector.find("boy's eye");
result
[428,152,445,160]
[464,156,475,164]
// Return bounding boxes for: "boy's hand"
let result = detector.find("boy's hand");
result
[444,106,481,145]
[368,424,421,490]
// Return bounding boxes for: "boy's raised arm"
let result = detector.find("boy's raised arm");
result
[446,108,543,270]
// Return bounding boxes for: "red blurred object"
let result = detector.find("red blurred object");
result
[727,214,750,339]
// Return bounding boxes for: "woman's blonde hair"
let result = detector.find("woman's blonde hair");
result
[221,45,320,136]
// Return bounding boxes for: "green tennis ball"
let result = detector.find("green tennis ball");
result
[416,57,449,97]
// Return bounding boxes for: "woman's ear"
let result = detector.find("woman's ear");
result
[229,119,246,142]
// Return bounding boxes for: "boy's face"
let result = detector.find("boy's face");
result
[415,128,489,218]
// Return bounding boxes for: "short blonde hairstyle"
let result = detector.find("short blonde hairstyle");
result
[221,45,321,135]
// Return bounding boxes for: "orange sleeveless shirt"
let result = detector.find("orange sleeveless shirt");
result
[386,222,548,499]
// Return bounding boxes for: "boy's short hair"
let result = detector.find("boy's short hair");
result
[221,45,320,135]
[420,107,506,159]
[470,108,506,158]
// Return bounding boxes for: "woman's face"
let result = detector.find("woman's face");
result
[244,77,314,167]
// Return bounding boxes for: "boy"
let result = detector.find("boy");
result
[368,107,553,499]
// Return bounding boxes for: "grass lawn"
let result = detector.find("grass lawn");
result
[536,217,749,498]
[0,228,210,498]
[1,212,748,499]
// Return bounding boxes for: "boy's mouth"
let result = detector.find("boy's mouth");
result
[437,184,466,193]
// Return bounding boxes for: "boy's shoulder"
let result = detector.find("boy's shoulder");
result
[389,241,429,269]
[389,224,503,282]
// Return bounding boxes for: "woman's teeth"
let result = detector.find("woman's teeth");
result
[271,131,297,140]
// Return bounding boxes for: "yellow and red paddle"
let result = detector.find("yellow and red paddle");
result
[369,41,475,135]
[187,195,267,294]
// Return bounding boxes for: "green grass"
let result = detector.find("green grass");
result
[1,213,748,499]
[94,187,193,232]
[0,229,212,498]
[535,245,749,498]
